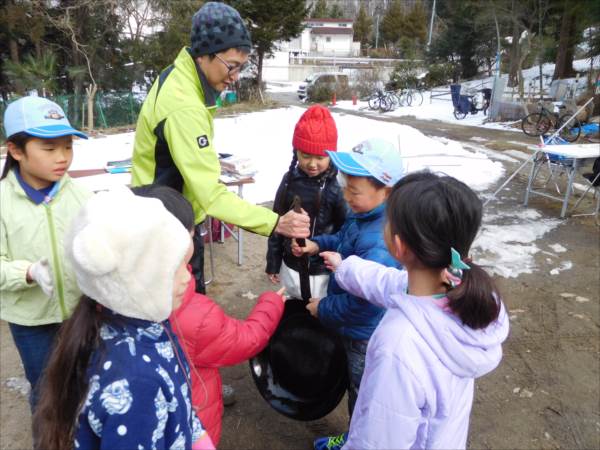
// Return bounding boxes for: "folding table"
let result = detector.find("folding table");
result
[524,144,600,218]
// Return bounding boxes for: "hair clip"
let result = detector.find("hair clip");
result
[444,248,471,289]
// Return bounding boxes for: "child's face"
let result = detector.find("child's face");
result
[343,175,389,213]
[296,151,330,178]
[8,136,73,189]
[172,240,194,310]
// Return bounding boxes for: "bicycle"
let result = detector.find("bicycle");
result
[521,102,581,142]
[367,89,394,112]
[403,88,424,107]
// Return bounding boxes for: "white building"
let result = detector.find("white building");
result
[282,18,360,57]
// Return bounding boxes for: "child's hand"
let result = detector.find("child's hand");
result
[320,251,342,272]
[268,273,280,284]
[27,259,54,298]
[306,297,320,317]
[276,287,287,302]
[291,238,319,257]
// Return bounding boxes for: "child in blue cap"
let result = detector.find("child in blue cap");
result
[1,96,92,415]
[292,138,405,450]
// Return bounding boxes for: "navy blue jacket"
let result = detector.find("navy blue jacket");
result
[266,166,347,276]
[75,314,205,450]
[313,203,402,340]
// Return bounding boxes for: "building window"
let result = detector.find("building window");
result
[326,37,331,42]
[339,23,347,27]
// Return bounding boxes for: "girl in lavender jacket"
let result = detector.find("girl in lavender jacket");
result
[320,171,509,450]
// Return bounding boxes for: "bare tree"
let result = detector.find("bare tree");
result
[45,1,119,131]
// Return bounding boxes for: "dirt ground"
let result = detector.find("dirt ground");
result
[1,112,599,450]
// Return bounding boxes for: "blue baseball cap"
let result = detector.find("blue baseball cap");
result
[3,96,87,140]
[327,138,404,187]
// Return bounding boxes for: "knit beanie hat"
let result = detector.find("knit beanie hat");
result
[190,2,252,57]
[65,187,191,323]
[292,105,338,157]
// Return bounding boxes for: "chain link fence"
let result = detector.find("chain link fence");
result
[1,91,145,140]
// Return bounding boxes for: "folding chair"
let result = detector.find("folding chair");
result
[571,157,600,224]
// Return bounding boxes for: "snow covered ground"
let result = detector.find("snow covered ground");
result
[67,106,567,279]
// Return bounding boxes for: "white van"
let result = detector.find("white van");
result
[297,72,349,100]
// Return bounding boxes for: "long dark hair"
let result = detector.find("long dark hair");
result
[387,171,500,329]
[1,132,33,180]
[33,296,122,450]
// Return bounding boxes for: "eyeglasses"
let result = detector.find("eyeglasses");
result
[214,53,246,76]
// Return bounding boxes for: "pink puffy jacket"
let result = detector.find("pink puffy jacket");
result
[170,276,284,445]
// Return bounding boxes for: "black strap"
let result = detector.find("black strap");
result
[293,195,312,301]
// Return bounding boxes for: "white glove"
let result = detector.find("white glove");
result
[27,259,54,298]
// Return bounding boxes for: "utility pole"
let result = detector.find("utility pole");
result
[375,14,380,49]
[427,0,436,49]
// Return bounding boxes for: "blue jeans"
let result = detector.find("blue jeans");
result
[8,322,61,412]
[343,337,369,418]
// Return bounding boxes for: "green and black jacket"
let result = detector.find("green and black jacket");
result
[132,47,278,235]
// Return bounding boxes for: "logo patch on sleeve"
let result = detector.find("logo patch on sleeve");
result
[197,135,209,149]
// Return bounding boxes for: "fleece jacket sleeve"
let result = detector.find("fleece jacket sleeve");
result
[164,107,278,236]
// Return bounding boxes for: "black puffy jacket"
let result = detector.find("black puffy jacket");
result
[266,166,347,276]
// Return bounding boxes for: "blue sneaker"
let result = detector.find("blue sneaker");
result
[313,432,348,450]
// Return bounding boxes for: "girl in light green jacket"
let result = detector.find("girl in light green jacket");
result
[0,96,92,413]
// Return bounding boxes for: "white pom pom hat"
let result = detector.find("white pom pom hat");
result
[65,186,191,322]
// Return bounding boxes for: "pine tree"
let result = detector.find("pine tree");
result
[232,0,309,87]
[329,3,344,18]
[380,0,404,48]
[310,0,328,18]
[353,4,373,54]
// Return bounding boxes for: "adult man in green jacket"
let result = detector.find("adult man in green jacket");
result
[132,2,309,293]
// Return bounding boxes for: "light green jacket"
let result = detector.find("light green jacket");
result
[0,171,92,325]
[131,47,278,235]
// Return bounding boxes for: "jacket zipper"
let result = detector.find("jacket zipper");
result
[45,205,67,319]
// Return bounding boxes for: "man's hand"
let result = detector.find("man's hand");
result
[267,273,280,284]
[275,209,310,238]
[291,238,319,257]
[320,251,342,272]
[306,297,320,317]
[27,259,54,298]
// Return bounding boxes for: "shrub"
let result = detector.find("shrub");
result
[308,84,334,102]
[422,63,456,88]
[387,61,419,90]
[236,77,265,102]
[352,69,385,98]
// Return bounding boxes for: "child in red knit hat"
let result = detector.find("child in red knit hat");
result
[266,105,347,299]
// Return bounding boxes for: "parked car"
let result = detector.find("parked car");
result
[297,72,350,101]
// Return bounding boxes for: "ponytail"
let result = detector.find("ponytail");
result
[0,153,18,180]
[34,296,118,450]
[446,263,500,329]
[388,171,502,330]
[1,132,33,180]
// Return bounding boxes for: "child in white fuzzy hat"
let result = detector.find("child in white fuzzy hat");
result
[34,187,214,450]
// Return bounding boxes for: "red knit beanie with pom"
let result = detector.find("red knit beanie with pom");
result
[292,105,338,156]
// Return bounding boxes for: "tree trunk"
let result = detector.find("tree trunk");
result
[86,84,97,131]
[508,7,521,87]
[9,39,19,63]
[552,0,577,80]
[257,50,264,88]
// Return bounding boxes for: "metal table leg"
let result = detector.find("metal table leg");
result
[560,159,579,218]
[524,151,542,206]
